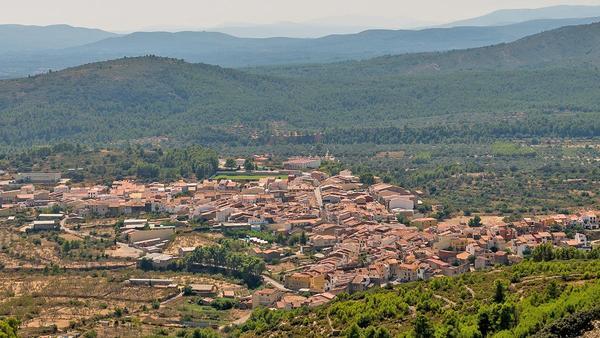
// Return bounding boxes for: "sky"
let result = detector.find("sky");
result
[2,0,600,32]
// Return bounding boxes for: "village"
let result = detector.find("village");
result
[0,155,599,335]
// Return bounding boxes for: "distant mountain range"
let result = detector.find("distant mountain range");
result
[444,5,600,27]
[1,16,599,79]
[0,24,117,53]
[206,15,430,38]
[250,21,600,78]
[1,20,600,146]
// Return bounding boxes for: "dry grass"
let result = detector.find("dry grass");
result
[163,232,223,255]
[0,271,182,336]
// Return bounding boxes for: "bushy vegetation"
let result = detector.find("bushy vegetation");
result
[532,305,600,338]
[0,143,218,183]
[184,239,266,287]
[236,259,600,337]
[143,327,219,338]
[530,243,600,262]
[0,317,19,338]
[0,56,600,148]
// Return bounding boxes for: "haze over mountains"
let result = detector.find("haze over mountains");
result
[0,24,117,52]
[1,5,600,79]
[1,20,600,147]
[206,15,431,38]
[250,22,600,78]
[443,5,600,27]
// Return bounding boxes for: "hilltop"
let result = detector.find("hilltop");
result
[3,21,600,147]
[0,56,300,145]
[0,24,117,53]
[251,21,600,78]
[444,5,600,27]
[1,16,600,79]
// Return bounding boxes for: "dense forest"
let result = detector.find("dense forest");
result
[248,21,600,78]
[184,239,266,287]
[0,54,599,148]
[0,143,219,183]
[1,23,600,148]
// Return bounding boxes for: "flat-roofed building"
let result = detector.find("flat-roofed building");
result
[189,284,218,296]
[30,220,59,232]
[128,227,174,243]
[16,172,61,184]
[37,213,64,221]
[283,158,322,170]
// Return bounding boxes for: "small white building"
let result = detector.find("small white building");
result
[283,158,322,170]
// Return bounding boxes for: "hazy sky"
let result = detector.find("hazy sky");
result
[3,0,600,31]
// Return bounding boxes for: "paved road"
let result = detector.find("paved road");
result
[262,274,290,292]
[60,217,107,241]
[161,291,184,305]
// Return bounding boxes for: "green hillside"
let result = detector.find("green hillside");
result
[2,21,600,148]
[236,259,600,338]
[1,57,600,147]
[2,17,599,79]
[0,56,299,145]
[0,24,117,53]
[249,21,600,79]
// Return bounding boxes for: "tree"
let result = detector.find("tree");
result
[225,158,237,169]
[414,314,435,338]
[397,213,409,225]
[434,206,451,221]
[532,243,555,262]
[360,173,375,185]
[468,215,482,227]
[477,310,490,337]
[0,317,19,338]
[210,297,237,310]
[493,280,506,303]
[244,159,255,171]
[135,163,160,181]
[364,326,392,338]
[346,323,361,338]
[139,257,154,271]
[300,231,307,245]
[186,328,219,338]
[546,280,560,300]
[82,330,98,338]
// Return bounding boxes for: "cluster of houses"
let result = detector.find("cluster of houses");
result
[1,167,599,310]
[280,207,599,303]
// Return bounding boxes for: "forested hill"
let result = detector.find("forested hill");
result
[236,259,600,337]
[249,21,600,79]
[1,16,600,79]
[0,24,117,53]
[0,56,303,145]
[0,56,293,112]
[3,17,600,148]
